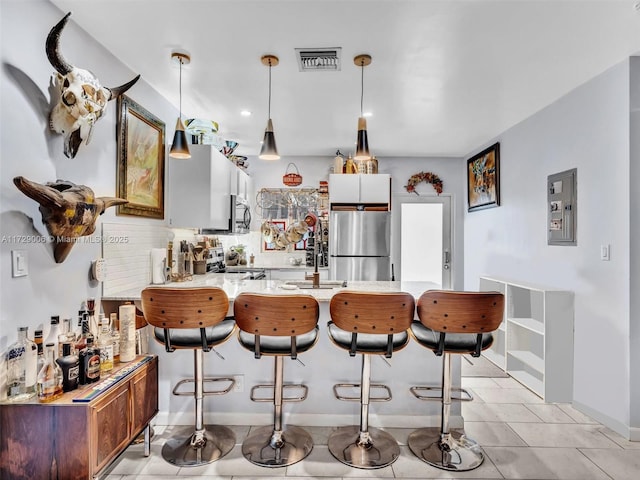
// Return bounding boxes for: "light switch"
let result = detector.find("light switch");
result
[11,250,28,277]
[600,244,611,261]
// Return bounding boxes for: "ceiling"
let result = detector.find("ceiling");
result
[51,0,640,159]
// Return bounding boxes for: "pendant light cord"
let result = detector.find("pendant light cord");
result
[178,58,183,119]
[267,60,272,119]
[360,60,364,116]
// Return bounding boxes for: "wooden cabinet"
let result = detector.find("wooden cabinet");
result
[329,174,391,204]
[0,356,158,480]
[479,277,574,402]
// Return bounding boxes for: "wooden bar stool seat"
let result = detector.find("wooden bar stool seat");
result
[327,291,415,469]
[141,287,236,467]
[234,293,320,467]
[408,290,504,472]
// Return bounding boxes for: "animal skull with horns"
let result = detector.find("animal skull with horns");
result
[47,12,140,158]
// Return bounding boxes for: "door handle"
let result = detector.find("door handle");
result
[443,250,450,270]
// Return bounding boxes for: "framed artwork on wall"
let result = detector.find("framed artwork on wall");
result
[467,142,500,212]
[116,95,165,219]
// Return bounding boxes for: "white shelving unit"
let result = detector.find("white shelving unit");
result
[479,276,574,402]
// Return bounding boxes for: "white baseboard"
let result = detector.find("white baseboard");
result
[572,400,639,442]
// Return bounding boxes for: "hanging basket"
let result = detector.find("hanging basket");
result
[282,163,303,186]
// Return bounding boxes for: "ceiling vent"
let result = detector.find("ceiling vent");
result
[295,47,341,72]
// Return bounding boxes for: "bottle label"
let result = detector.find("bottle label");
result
[86,354,101,380]
[68,365,79,381]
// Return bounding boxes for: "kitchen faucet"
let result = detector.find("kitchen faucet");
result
[305,241,321,288]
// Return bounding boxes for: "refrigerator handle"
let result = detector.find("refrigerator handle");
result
[391,263,395,281]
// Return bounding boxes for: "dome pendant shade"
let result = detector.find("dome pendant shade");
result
[170,118,191,159]
[259,118,280,160]
[354,116,370,161]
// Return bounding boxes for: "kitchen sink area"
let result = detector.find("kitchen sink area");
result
[284,280,348,289]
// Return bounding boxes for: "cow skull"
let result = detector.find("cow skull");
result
[13,176,128,263]
[47,12,140,158]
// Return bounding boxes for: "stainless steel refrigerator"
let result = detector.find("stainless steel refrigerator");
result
[329,210,391,281]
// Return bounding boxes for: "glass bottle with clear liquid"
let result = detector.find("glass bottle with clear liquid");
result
[97,315,114,373]
[6,326,37,402]
[37,343,63,402]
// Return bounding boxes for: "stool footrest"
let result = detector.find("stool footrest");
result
[172,377,235,396]
[250,383,308,402]
[410,386,474,402]
[333,383,392,402]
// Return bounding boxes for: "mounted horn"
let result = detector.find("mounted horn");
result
[46,11,73,75]
[107,74,141,100]
[13,176,128,263]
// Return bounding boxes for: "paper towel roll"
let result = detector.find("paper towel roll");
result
[151,248,166,284]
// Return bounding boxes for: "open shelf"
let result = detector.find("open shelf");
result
[508,317,544,335]
[478,276,574,402]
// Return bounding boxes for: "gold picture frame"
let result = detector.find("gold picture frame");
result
[116,95,165,219]
[467,142,500,212]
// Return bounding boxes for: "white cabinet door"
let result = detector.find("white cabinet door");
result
[329,174,391,204]
[168,145,232,228]
[360,175,390,203]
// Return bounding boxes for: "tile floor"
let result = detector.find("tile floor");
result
[103,356,639,480]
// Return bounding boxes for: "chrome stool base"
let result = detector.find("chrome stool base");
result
[328,425,400,469]
[407,427,484,472]
[242,424,313,467]
[161,425,235,467]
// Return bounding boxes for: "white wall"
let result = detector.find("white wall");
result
[0,1,175,394]
[463,59,635,438]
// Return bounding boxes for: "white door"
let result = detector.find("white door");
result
[391,195,452,289]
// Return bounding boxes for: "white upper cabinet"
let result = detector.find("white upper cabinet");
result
[168,145,234,229]
[329,174,391,204]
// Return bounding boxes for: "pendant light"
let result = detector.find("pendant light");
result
[354,54,372,161]
[259,54,280,160]
[169,52,191,159]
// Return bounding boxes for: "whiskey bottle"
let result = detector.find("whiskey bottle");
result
[110,313,121,363]
[44,316,61,360]
[58,318,76,356]
[56,342,79,392]
[34,329,45,376]
[5,326,37,402]
[37,343,63,402]
[79,337,101,384]
[97,316,114,373]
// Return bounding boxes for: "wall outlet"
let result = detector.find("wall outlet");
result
[232,375,244,393]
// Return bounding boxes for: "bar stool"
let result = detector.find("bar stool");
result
[327,291,415,469]
[233,293,320,467]
[408,290,504,471]
[141,287,236,467]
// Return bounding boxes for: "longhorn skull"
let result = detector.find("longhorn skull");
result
[47,12,140,158]
[13,176,128,263]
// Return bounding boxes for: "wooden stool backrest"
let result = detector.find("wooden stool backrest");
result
[329,291,415,334]
[141,287,230,330]
[233,293,319,336]
[417,290,504,334]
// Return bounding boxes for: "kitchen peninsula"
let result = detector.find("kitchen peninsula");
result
[101,276,451,429]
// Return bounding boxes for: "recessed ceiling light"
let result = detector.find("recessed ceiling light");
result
[240,110,252,116]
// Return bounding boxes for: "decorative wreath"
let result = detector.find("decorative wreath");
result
[405,171,443,195]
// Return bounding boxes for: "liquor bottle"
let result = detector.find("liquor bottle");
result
[79,337,101,384]
[58,318,76,357]
[86,297,98,338]
[37,343,63,402]
[110,313,120,363]
[56,342,79,392]
[34,329,46,375]
[119,303,136,363]
[5,326,37,401]
[97,315,114,373]
[44,316,61,360]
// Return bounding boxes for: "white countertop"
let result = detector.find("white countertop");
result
[102,274,439,303]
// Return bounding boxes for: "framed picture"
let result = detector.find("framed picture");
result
[467,142,500,212]
[116,95,165,219]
